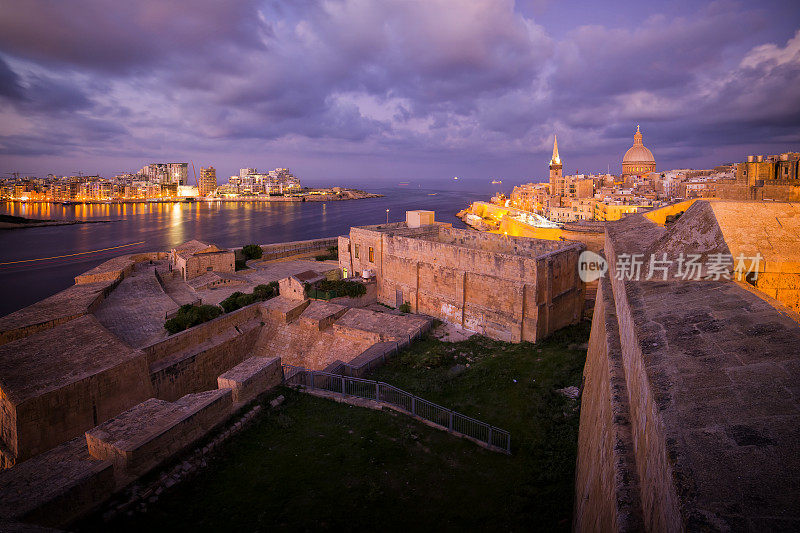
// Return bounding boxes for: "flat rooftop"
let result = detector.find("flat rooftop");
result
[0,315,143,404]
[354,222,577,258]
[0,282,108,339]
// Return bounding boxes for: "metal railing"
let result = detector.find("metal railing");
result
[282,364,511,454]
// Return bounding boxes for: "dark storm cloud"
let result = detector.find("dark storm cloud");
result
[0,0,266,73]
[0,0,798,177]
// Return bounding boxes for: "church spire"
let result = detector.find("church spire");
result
[634,125,643,145]
[550,134,561,166]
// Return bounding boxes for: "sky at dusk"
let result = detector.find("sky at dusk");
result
[0,0,798,186]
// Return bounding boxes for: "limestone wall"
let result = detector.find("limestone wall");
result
[237,237,339,262]
[369,227,583,342]
[142,304,262,367]
[182,251,235,280]
[574,277,643,532]
[149,318,261,402]
[604,232,683,532]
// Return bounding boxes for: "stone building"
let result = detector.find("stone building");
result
[621,125,656,176]
[170,240,235,280]
[339,210,585,343]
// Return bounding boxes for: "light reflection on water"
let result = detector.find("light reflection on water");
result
[0,186,486,316]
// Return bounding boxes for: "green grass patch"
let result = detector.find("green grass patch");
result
[90,321,590,531]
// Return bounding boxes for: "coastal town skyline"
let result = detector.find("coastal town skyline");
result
[1,1,799,181]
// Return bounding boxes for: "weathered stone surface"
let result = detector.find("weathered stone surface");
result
[93,261,177,347]
[217,356,282,404]
[259,296,310,324]
[0,315,152,467]
[576,200,800,532]
[340,221,584,342]
[0,281,111,346]
[85,389,232,482]
[0,437,114,528]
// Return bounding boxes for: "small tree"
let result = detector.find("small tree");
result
[242,244,263,260]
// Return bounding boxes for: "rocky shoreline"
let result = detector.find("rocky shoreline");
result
[0,215,112,230]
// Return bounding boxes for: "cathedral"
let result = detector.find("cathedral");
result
[622,125,656,176]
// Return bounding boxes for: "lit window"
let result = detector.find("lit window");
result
[369,247,374,262]
[354,244,359,259]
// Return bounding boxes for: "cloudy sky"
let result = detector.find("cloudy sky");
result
[0,0,798,185]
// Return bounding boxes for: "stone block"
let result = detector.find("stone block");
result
[85,389,232,482]
[217,356,282,404]
[0,437,114,528]
[259,297,310,324]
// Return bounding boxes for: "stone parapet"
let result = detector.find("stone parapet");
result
[85,389,232,483]
[0,437,114,528]
[218,356,282,404]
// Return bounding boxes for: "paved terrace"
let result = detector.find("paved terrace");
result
[93,261,176,348]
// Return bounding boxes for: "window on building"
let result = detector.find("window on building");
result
[207,266,213,271]
[369,247,374,262]
[354,244,359,259]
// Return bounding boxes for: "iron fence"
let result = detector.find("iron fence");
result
[282,364,511,454]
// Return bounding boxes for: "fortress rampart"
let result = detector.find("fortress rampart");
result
[339,216,585,342]
[575,200,800,531]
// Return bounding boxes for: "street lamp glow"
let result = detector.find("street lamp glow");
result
[385,208,389,223]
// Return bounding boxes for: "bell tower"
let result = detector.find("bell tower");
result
[549,134,564,196]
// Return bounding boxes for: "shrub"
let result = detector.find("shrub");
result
[220,282,280,313]
[253,282,279,300]
[315,279,366,298]
[164,304,223,334]
[235,259,249,271]
[315,246,339,261]
[399,302,411,313]
[242,244,263,260]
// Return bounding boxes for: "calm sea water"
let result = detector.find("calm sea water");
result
[0,183,505,317]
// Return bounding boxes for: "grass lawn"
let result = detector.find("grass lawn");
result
[85,321,590,532]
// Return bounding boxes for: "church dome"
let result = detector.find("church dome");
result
[621,125,656,175]
[623,144,655,164]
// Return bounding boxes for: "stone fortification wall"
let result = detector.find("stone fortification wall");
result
[0,315,153,468]
[180,251,235,280]
[573,277,643,532]
[576,203,800,531]
[1,355,285,529]
[0,253,166,347]
[712,182,800,202]
[144,304,263,401]
[378,228,583,342]
[603,227,683,532]
[74,252,166,285]
[236,237,339,262]
[141,304,262,367]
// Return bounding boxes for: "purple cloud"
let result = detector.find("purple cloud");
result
[0,0,797,181]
